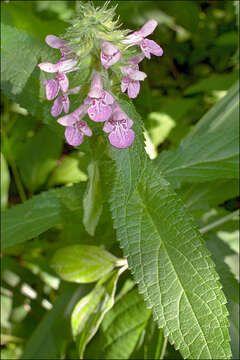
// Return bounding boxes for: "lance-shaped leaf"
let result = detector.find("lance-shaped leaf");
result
[157,82,239,187]
[109,93,232,359]
[71,269,121,358]
[1,183,86,250]
[111,161,232,359]
[51,245,117,283]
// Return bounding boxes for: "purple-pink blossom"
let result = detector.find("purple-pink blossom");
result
[122,19,163,59]
[45,35,72,60]
[100,41,122,69]
[39,59,78,99]
[50,86,81,117]
[120,53,147,99]
[103,102,134,148]
[84,74,114,122]
[57,104,92,146]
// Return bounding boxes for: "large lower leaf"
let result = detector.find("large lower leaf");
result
[1,183,86,250]
[111,157,231,359]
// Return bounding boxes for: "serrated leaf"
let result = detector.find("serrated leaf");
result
[111,156,231,359]
[51,245,116,283]
[83,162,103,236]
[1,153,10,209]
[110,96,147,199]
[206,234,239,359]
[157,82,239,187]
[72,269,121,358]
[16,126,63,193]
[1,183,86,250]
[86,288,151,360]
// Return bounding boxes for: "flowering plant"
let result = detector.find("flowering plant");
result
[38,3,163,148]
[1,1,238,360]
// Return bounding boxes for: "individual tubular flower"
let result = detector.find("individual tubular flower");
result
[45,35,75,60]
[103,102,134,148]
[100,41,122,69]
[50,86,81,117]
[122,19,163,59]
[120,53,147,98]
[57,104,92,146]
[84,74,114,122]
[39,58,78,99]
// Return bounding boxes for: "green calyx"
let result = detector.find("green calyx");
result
[64,1,129,59]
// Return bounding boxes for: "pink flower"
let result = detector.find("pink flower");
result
[103,102,134,148]
[122,19,163,59]
[100,41,122,69]
[39,59,78,100]
[120,53,147,98]
[84,74,114,122]
[45,35,72,60]
[57,104,92,146]
[50,86,81,117]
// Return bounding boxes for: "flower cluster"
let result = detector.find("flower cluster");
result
[38,13,163,148]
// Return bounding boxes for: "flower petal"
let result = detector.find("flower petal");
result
[57,59,78,72]
[51,96,63,117]
[141,39,163,57]
[139,19,158,37]
[73,104,89,118]
[45,35,66,49]
[109,128,135,148]
[38,62,59,73]
[57,113,77,126]
[44,79,59,100]
[102,41,119,56]
[121,77,129,93]
[103,120,114,134]
[58,73,69,92]
[128,69,147,81]
[104,91,114,105]
[88,101,112,122]
[127,81,140,98]
[105,51,122,68]
[80,121,93,137]
[63,96,70,114]
[91,74,103,90]
[67,86,81,95]
[128,53,145,65]
[65,126,83,146]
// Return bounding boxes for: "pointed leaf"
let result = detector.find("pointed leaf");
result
[51,245,116,283]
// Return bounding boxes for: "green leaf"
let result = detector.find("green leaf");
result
[83,162,103,236]
[16,126,63,193]
[87,288,151,359]
[22,283,86,360]
[1,153,10,209]
[1,183,86,250]
[157,82,239,187]
[184,72,238,95]
[179,180,239,218]
[72,269,121,358]
[111,157,231,357]
[47,152,88,187]
[110,96,147,199]
[51,245,116,283]
[206,234,239,360]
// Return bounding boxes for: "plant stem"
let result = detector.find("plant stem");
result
[159,336,168,360]
[9,158,27,202]
[200,210,239,234]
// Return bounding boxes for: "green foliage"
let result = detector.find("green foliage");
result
[1,1,239,360]
[51,245,116,283]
